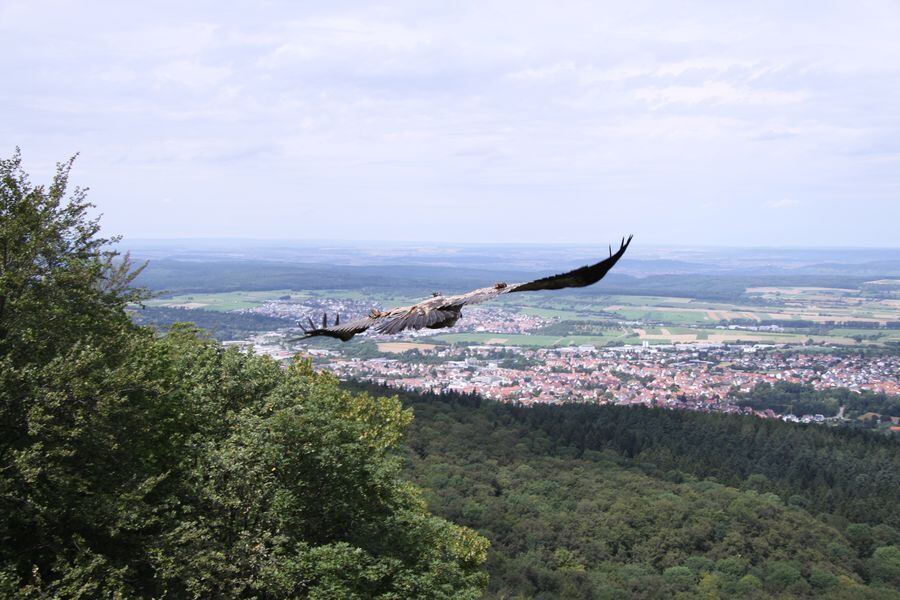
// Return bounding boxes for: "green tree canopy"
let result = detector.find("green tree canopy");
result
[0,151,488,598]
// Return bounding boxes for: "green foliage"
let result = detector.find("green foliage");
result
[3,335,488,597]
[735,573,763,595]
[0,151,488,598]
[131,305,294,340]
[764,561,802,592]
[810,566,839,590]
[697,571,724,598]
[733,381,900,419]
[0,148,146,365]
[869,546,900,587]
[662,565,695,589]
[492,399,900,528]
[346,383,900,598]
[715,556,747,578]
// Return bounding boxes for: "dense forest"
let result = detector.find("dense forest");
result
[349,383,900,598]
[730,381,900,420]
[130,305,294,341]
[132,256,892,304]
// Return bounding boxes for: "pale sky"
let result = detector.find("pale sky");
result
[3,1,899,246]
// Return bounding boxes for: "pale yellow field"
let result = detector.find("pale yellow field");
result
[766,311,893,325]
[741,286,899,326]
[705,333,771,343]
[747,286,856,294]
[633,328,698,342]
[376,342,437,353]
[630,328,863,346]
[619,305,764,321]
[714,310,762,321]
[167,302,207,309]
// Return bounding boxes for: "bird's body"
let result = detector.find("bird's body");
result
[300,235,632,341]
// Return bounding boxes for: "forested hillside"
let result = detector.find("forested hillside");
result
[348,383,900,599]
[131,305,294,340]
[133,257,889,303]
[0,152,487,598]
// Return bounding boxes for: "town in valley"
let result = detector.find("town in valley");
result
[140,278,900,432]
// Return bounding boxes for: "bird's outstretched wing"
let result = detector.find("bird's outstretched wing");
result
[372,307,460,335]
[509,235,632,293]
[298,235,633,341]
[298,307,460,341]
[298,313,376,341]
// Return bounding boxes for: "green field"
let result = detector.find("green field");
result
[427,327,848,347]
[606,294,693,306]
[430,329,637,347]
[304,290,434,307]
[146,289,418,312]
[146,290,300,312]
[147,285,900,349]
[519,307,592,320]
[609,308,713,324]
[827,328,900,342]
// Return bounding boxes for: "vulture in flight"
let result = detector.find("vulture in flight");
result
[299,235,632,342]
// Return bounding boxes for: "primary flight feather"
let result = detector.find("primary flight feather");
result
[299,235,633,341]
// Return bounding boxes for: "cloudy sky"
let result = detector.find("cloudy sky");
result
[3,0,899,246]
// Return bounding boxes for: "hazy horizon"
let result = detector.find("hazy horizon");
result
[123,236,900,250]
[122,237,900,280]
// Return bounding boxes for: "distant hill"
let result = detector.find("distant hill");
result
[128,240,900,305]
[133,256,896,303]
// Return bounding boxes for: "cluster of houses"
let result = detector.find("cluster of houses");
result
[311,342,898,422]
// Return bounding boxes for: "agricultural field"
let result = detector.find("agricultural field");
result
[145,284,900,349]
[145,290,300,311]
[428,327,879,348]
[377,342,438,353]
[430,329,637,347]
[506,286,899,347]
[146,289,417,312]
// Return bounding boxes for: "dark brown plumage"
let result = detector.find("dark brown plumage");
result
[299,235,632,341]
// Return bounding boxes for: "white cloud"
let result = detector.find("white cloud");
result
[101,23,223,60]
[765,197,800,209]
[256,17,436,73]
[633,82,808,108]
[1,0,898,245]
[153,60,231,89]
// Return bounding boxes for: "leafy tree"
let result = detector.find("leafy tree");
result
[684,556,715,575]
[734,574,762,596]
[2,148,152,595]
[662,565,695,591]
[696,571,724,598]
[714,556,747,578]
[868,546,900,588]
[0,151,488,597]
[0,148,145,365]
[764,561,803,593]
[809,566,838,590]
[848,523,877,556]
